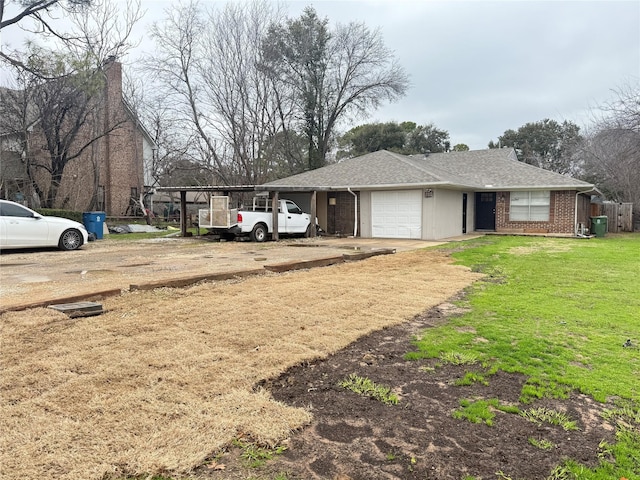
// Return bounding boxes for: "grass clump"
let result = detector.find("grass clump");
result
[528,437,555,450]
[454,371,489,386]
[453,398,495,426]
[439,351,479,366]
[520,407,578,431]
[519,378,572,404]
[232,439,287,468]
[452,398,518,426]
[601,398,640,427]
[339,373,399,405]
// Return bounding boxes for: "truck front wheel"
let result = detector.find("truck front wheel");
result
[251,223,268,242]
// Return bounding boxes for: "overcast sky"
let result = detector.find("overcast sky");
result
[2,0,639,150]
[295,0,640,149]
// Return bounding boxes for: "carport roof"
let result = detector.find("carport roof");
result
[261,148,596,192]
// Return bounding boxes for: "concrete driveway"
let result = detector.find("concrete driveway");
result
[0,235,474,311]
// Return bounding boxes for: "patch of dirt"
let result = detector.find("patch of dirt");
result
[508,241,573,255]
[200,298,616,480]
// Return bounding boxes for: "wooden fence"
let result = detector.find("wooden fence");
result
[595,202,634,233]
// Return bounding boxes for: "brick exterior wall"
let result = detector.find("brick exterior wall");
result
[4,60,145,215]
[496,190,587,235]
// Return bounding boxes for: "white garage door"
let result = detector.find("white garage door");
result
[371,190,422,239]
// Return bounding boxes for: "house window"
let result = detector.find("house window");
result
[510,191,550,221]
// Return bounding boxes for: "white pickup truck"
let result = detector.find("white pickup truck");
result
[198,196,313,242]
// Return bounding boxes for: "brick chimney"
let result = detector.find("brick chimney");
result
[102,57,122,214]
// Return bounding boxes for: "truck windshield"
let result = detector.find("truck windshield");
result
[286,202,302,214]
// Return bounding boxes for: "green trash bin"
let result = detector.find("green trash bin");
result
[590,216,608,238]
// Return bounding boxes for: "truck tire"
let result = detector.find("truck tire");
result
[251,223,268,242]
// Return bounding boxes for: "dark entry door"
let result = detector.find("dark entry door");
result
[462,193,467,234]
[475,192,496,230]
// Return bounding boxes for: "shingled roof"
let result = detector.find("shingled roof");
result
[262,148,595,191]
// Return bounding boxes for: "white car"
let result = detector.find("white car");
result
[0,199,89,251]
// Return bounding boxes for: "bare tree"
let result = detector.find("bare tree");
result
[581,128,639,202]
[2,52,126,208]
[0,80,35,201]
[145,1,227,184]
[200,1,297,184]
[262,6,410,169]
[126,75,195,188]
[599,81,640,133]
[145,0,291,186]
[67,0,142,64]
[580,81,640,227]
[1,0,90,31]
[145,1,409,185]
[1,0,93,74]
[0,0,143,208]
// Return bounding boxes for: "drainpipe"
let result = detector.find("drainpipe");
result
[347,187,358,237]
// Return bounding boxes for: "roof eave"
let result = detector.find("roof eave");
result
[482,184,597,191]
[259,181,453,191]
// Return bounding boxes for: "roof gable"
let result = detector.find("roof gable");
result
[264,148,594,191]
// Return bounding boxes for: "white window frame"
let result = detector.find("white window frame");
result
[510,191,550,221]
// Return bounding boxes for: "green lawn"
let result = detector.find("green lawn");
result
[410,234,640,479]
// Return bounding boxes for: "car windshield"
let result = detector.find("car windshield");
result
[0,202,35,218]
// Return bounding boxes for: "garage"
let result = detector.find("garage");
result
[371,190,422,239]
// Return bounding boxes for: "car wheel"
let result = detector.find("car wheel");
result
[251,223,268,242]
[59,229,83,251]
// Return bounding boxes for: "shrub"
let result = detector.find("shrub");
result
[37,208,83,223]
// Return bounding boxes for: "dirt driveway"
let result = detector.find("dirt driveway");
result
[0,236,447,311]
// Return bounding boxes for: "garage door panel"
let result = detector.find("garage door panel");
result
[371,190,422,239]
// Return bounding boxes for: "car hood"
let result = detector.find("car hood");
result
[43,216,88,230]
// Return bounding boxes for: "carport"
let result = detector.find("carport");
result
[154,185,320,240]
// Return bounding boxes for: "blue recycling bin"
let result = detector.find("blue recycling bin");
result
[82,211,106,240]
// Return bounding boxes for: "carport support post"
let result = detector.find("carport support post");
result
[310,190,317,238]
[180,190,187,237]
[271,191,279,241]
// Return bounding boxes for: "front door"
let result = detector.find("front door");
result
[475,192,496,230]
[462,193,467,234]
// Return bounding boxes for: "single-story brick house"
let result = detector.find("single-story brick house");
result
[259,148,599,240]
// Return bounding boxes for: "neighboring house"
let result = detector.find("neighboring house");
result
[0,59,155,215]
[260,148,599,240]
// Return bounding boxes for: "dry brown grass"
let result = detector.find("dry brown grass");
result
[0,249,481,479]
